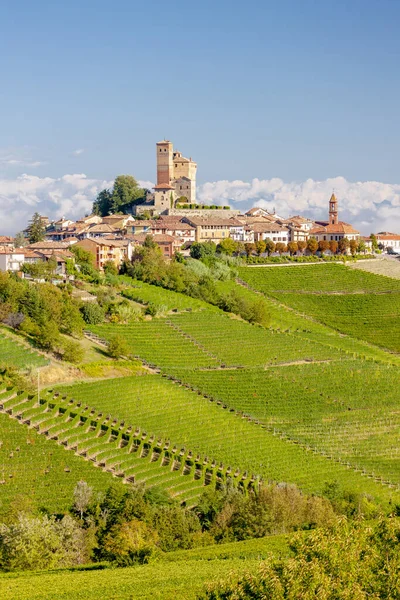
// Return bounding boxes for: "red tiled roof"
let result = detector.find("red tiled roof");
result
[310,222,359,235]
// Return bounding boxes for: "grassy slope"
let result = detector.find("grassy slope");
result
[0,535,289,600]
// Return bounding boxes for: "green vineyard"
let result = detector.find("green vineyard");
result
[0,331,48,369]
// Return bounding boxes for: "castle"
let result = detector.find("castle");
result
[136,140,197,215]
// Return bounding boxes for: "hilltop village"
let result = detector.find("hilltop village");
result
[0,140,399,274]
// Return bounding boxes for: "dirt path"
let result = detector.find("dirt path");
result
[349,256,400,280]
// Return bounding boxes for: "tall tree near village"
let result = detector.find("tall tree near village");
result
[93,175,146,216]
[28,213,46,244]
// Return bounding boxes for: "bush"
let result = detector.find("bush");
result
[0,514,86,571]
[108,334,130,358]
[80,303,105,325]
[61,339,84,363]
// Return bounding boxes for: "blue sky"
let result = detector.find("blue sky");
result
[1,0,400,233]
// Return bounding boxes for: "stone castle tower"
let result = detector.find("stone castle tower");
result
[154,140,197,209]
[329,193,338,225]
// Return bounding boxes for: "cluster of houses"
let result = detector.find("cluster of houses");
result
[0,192,398,276]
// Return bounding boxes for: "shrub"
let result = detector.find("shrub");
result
[108,334,130,358]
[80,303,105,325]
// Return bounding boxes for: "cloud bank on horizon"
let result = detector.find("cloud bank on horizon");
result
[0,173,399,235]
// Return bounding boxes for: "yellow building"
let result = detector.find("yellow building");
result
[183,217,232,243]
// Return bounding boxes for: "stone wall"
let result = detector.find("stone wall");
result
[167,208,241,218]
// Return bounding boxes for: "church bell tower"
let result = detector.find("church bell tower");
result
[329,193,338,225]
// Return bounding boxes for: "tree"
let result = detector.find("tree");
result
[338,237,350,255]
[203,517,400,600]
[318,240,330,254]
[287,241,298,256]
[297,240,307,254]
[108,334,130,358]
[111,175,145,214]
[329,240,338,254]
[244,243,255,257]
[101,519,159,566]
[349,239,358,256]
[217,238,237,256]
[357,239,366,254]
[0,514,85,571]
[103,260,118,276]
[35,321,60,351]
[73,481,93,520]
[264,239,276,256]
[80,303,105,325]
[370,233,379,252]
[93,189,112,216]
[275,242,287,255]
[14,232,26,248]
[307,237,318,255]
[190,242,217,260]
[255,240,266,256]
[28,213,45,244]
[61,338,84,363]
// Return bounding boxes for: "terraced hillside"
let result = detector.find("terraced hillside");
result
[1,263,399,515]
[238,264,400,353]
[0,386,112,515]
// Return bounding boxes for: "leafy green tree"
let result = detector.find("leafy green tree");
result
[61,338,84,363]
[103,260,118,276]
[357,239,366,254]
[28,213,46,243]
[80,303,105,325]
[35,321,60,351]
[152,505,201,552]
[111,175,145,214]
[307,237,318,255]
[190,242,217,259]
[370,233,379,252]
[93,189,112,216]
[264,239,276,256]
[255,240,266,256]
[108,334,130,358]
[101,519,159,566]
[217,238,237,256]
[203,517,400,600]
[0,514,85,571]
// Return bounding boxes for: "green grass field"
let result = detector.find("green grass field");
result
[238,264,400,354]
[0,534,289,600]
[0,331,48,370]
[238,263,400,293]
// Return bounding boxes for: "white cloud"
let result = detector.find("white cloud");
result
[0,158,46,168]
[197,176,400,234]
[72,149,84,156]
[0,173,399,235]
[0,173,112,234]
